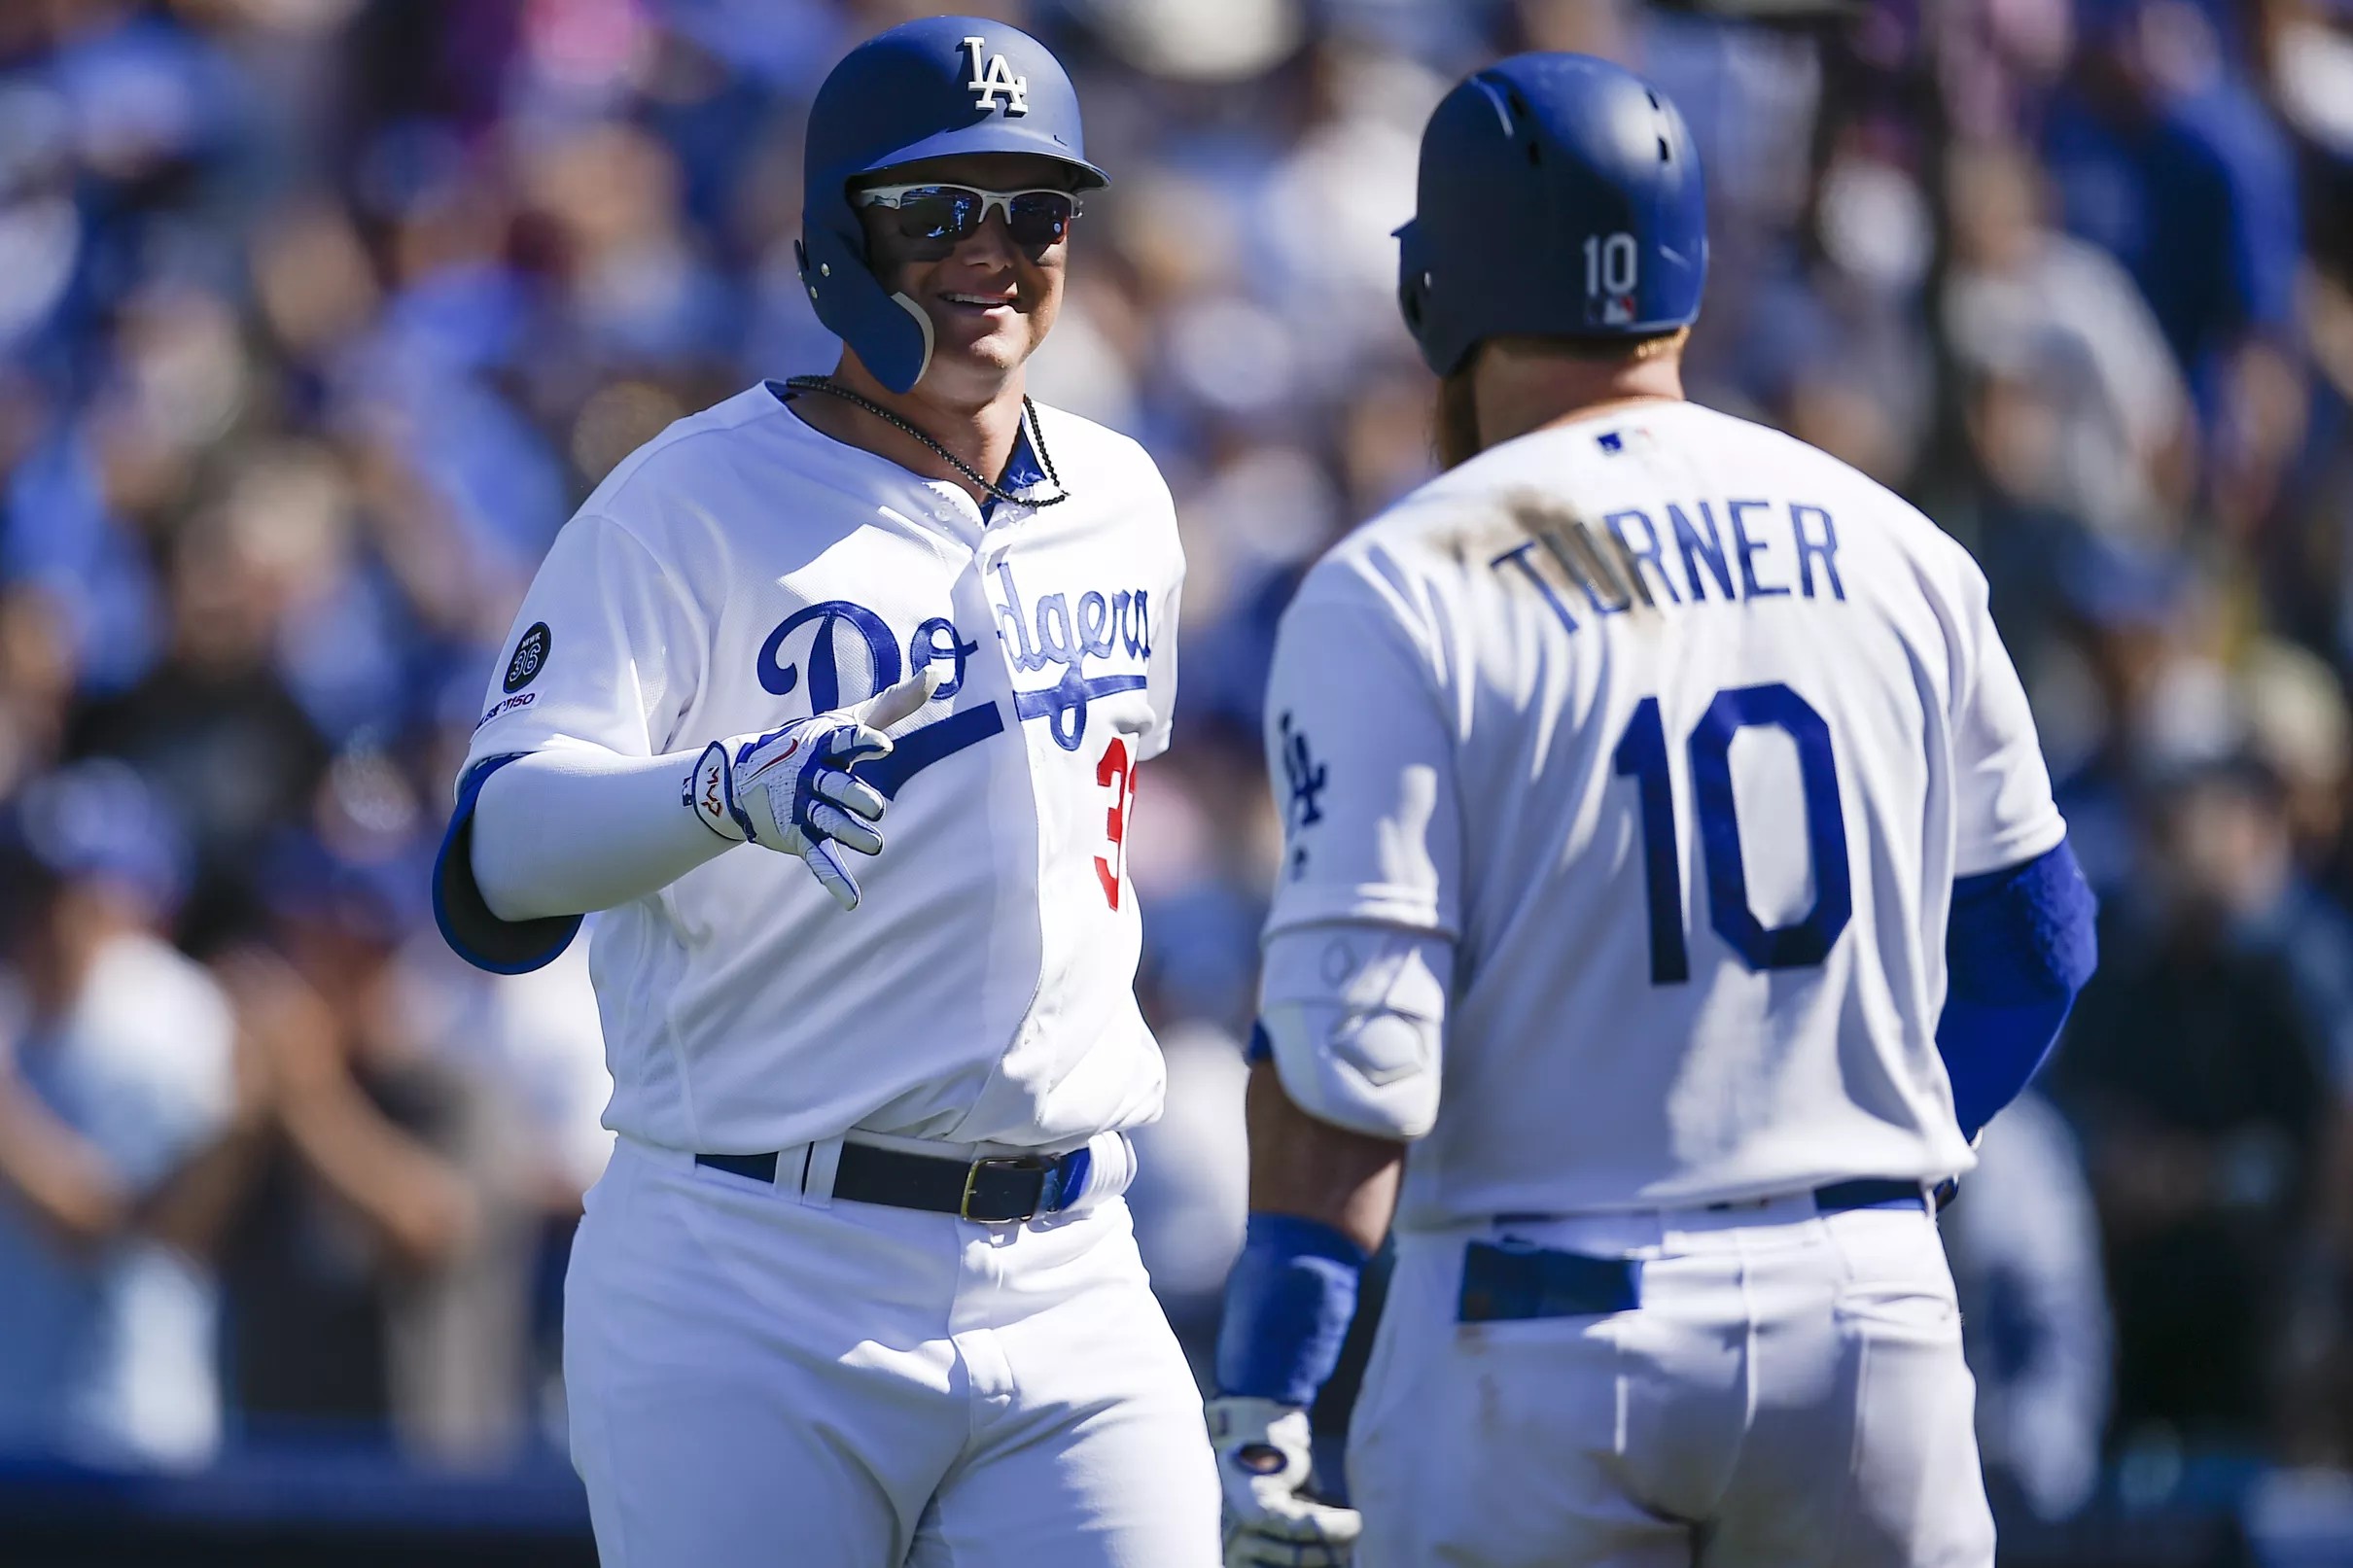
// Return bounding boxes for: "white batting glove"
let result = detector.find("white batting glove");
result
[1206,1396,1360,1568]
[685,667,940,910]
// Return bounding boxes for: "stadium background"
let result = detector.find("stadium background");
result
[0,0,2350,1562]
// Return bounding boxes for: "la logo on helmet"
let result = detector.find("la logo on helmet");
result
[960,36,1028,115]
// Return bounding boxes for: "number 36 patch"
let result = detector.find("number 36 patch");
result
[505,623,552,693]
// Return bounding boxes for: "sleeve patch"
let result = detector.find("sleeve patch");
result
[504,622,552,692]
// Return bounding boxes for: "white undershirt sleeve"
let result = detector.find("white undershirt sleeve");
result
[470,743,736,922]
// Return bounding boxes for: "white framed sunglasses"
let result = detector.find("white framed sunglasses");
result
[854,184,1082,250]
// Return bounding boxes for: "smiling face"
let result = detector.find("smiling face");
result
[851,152,1081,406]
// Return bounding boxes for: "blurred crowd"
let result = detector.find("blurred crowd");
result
[1,0,2351,1539]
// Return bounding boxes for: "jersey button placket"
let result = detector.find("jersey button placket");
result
[930,481,985,532]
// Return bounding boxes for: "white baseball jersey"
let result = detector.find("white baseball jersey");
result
[1261,398,2063,1223]
[464,383,1180,1155]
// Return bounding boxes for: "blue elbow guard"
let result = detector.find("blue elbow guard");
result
[1938,838,2097,1138]
[1214,1212,1366,1410]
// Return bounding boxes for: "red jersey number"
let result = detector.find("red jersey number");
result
[1094,737,1138,910]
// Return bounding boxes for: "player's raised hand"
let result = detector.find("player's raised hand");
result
[1206,1396,1359,1567]
[685,666,943,910]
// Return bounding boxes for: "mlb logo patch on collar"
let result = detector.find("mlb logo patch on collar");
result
[1596,427,1655,457]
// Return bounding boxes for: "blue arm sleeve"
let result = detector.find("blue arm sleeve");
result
[1937,837,2097,1141]
[432,754,582,975]
[1214,1212,1366,1409]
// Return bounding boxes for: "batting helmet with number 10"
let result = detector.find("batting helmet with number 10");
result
[1395,53,1707,377]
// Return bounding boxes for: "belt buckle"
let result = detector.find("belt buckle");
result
[961,1155,1055,1223]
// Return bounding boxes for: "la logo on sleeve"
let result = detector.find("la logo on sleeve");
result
[1279,711,1327,879]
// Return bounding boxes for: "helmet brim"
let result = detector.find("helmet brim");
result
[856,123,1110,190]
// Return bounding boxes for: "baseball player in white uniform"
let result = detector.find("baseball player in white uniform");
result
[1207,55,2099,1568]
[430,18,1218,1565]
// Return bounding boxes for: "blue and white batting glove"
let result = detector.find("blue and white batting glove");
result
[685,667,940,911]
[1206,1396,1360,1568]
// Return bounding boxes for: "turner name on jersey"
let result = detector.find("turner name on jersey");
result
[1490,492,1847,628]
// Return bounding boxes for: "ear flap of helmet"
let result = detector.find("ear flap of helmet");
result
[1395,219,1426,332]
[796,225,934,395]
[1394,218,1467,378]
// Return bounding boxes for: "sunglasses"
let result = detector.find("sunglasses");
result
[854,184,1081,252]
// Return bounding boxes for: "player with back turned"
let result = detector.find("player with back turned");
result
[1208,54,2099,1568]
[429,17,1219,1566]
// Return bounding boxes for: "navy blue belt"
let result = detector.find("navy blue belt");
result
[1459,1178,1929,1324]
[695,1140,1089,1224]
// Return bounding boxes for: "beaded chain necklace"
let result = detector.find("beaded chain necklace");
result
[782,375,1071,508]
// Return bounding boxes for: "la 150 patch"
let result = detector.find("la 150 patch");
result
[505,622,551,692]
[474,691,536,731]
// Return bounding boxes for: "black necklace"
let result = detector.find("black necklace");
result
[782,375,1071,508]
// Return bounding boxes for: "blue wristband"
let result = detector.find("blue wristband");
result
[1215,1212,1367,1409]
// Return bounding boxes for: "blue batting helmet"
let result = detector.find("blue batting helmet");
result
[798,17,1108,395]
[1395,53,1706,377]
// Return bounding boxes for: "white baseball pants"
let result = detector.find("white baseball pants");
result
[1350,1194,1996,1568]
[564,1135,1221,1567]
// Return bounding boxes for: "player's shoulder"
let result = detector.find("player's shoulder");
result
[1028,401,1174,504]
[517,387,796,591]
[1027,400,1157,470]
[1288,412,1622,621]
[577,383,796,528]
[1282,480,1475,641]
[1673,401,1981,585]
[1027,402,1182,581]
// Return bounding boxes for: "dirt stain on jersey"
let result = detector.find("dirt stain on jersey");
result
[1502,493,1658,616]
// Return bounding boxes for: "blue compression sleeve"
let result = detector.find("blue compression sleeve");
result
[1937,837,2097,1140]
[1215,1212,1366,1409]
